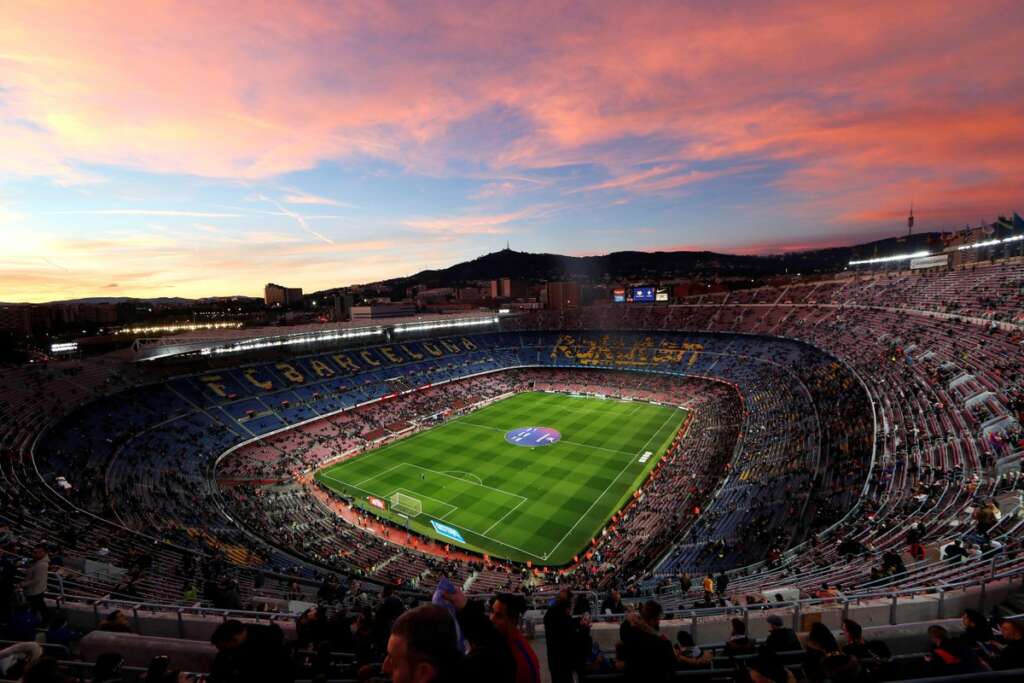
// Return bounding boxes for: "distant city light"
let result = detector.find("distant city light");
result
[50,342,78,354]
[392,317,499,334]
[202,327,384,355]
[117,322,244,335]
[957,234,1024,250]
[848,251,932,266]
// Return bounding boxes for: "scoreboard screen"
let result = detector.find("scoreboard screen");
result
[631,286,656,303]
[613,288,626,303]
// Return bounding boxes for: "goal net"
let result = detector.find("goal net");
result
[390,491,423,518]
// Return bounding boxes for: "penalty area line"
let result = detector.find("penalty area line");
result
[321,471,546,560]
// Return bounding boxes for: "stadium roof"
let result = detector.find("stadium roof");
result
[131,311,501,362]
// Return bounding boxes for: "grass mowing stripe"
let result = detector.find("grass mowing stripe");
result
[540,407,682,561]
[315,392,686,565]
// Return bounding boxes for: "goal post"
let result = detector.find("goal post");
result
[390,491,423,518]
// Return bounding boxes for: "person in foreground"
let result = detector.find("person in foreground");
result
[618,600,676,682]
[382,605,463,683]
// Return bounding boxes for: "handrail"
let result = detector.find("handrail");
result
[526,565,1024,626]
[49,557,1020,623]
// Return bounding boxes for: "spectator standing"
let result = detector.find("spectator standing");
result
[20,544,49,625]
[443,587,515,683]
[373,586,407,655]
[543,589,578,683]
[701,573,715,603]
[715,571,729,599]
[491,593,541,683]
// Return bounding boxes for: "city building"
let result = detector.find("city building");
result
[349,301,417,319]
[264,283,304,308]
[490,277,526,299]
[545,281,580,310]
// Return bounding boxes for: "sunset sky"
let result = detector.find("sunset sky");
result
[1,1,1022,302]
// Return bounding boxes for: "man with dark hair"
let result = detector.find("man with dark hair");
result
[441,587,515,683]
[943,539,967,561]
[925,624,984,675]
[600,589,624,615]
[715,571,729,599]
[373,585,407,654]
[383,604,462,683]
[492,593,540,683]
[840,619,869,659]
[210,618,292,682]
[543,589,577,683]
[97,610,132,633]
[618,600,676,682]
[723,618,755,656]
[992,619,1024,670]
[764,615,802,654]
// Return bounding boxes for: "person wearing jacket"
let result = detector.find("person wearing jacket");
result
[764,615,802,654]
[491,593,541,683]
[543,589,578,683]
[618,600,676,683]
[443,587,516,683]
[381,605,463,683]
[991,619,1024,671]
[19,545,49,625]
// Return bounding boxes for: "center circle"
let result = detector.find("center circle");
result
[505,426,562,447]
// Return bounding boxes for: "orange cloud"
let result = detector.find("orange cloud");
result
[2,0,1022,301]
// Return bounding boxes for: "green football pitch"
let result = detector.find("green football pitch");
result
[315,391,687,566]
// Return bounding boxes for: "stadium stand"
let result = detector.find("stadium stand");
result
[0,258,1020,680]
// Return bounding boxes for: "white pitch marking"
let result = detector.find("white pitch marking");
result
[543,409,681,561]
[481,496,528,536]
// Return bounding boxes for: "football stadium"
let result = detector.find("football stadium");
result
[2,3,1024,682]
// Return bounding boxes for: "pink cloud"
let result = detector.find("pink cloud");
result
[2,0,1022,304]
[1,1,1019,192]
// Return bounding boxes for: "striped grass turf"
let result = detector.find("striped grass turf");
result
[315,391,686,566]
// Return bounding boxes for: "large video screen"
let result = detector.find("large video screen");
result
[612,288,626,303]
[631,286,656,303]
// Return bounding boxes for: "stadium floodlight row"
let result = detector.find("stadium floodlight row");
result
[3,257,1018,622]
